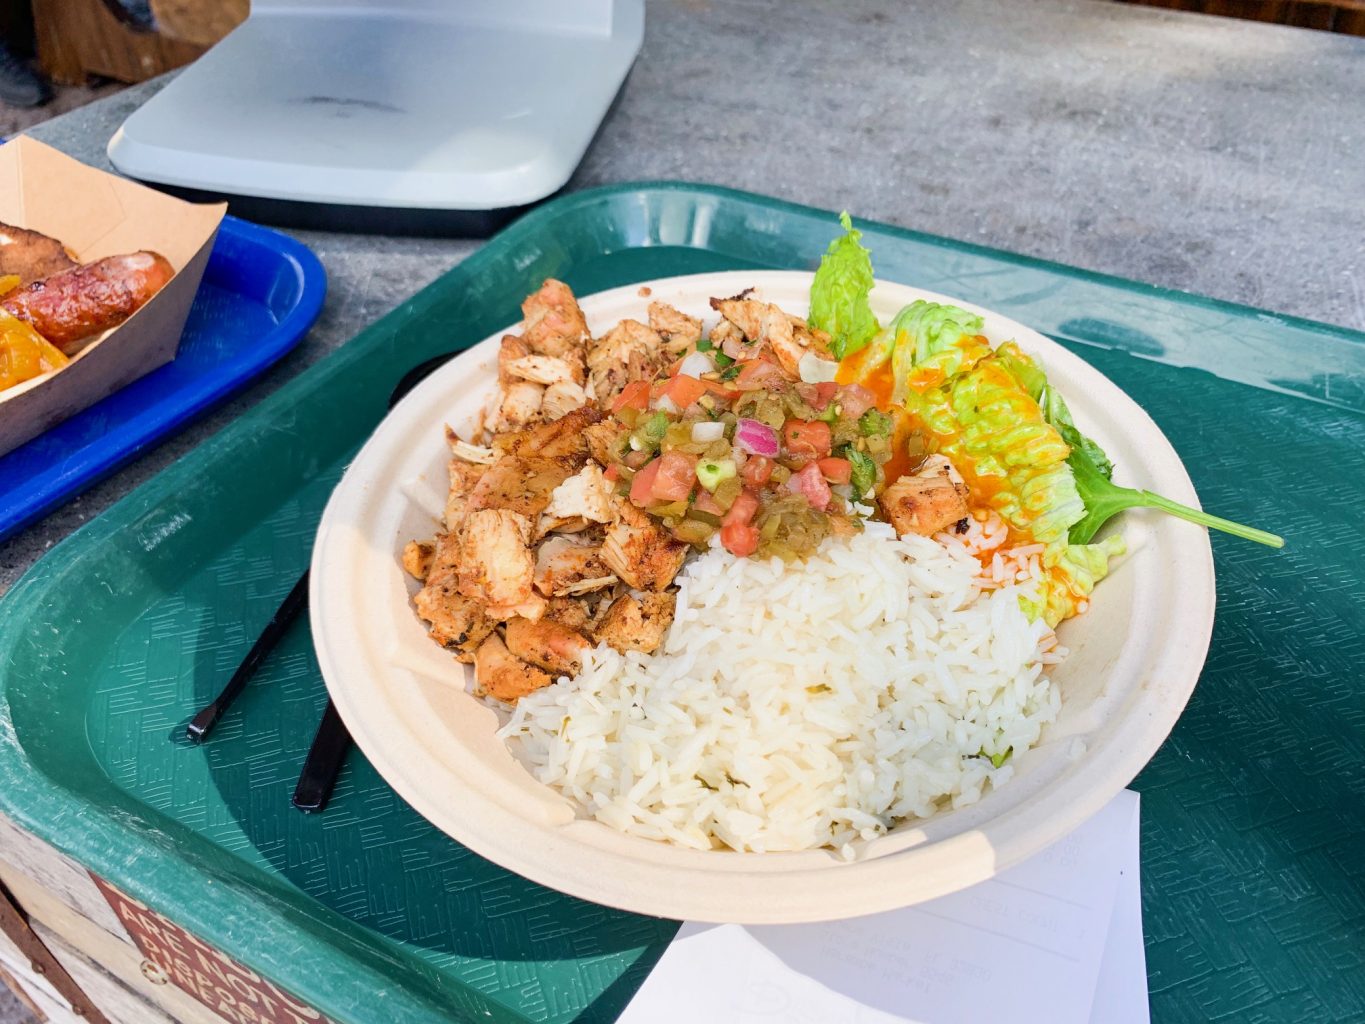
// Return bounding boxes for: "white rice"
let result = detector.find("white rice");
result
[499,520,1062,856]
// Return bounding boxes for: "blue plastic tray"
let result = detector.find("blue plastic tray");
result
[0,215,326,541]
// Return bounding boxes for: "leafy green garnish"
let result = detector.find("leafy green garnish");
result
[995,344,1049,403]
[643,411,669,443]
[903,351,1085,546]
[990,747,1012,769]
[1039,384,1112,480]
[823,227,1284,622]
[886,301,990,399]
[809,212,879,359]
[1036,383,1282,548]
[858,408,892,437]
[719,364,741,381]
[1064,438,1284,548]
[696,338,713,352]
[842,446,877,500]
[714,351,735,368]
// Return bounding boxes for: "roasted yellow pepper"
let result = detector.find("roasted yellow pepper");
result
[0,308,69,392]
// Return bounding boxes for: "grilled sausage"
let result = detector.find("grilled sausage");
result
[3,251,175,352]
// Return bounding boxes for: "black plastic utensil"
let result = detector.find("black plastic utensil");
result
[185,569,312,742]
[291,701,351,812]
[183,350,463,810]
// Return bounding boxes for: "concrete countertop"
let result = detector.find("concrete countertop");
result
[2,0,1362,595]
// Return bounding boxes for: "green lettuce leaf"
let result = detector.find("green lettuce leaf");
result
[886,301,992,399]
[809,212,879,359]
[1039,382,1113,480]
[900,348,1126,625]
[1042,535,1126,625]
[904,351,1085,547]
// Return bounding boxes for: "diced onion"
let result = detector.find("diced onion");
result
[655,395,681,415]
[678,351,716,378]
[691,420,725,443]
[798,352,839,383]
[734,418,780,458]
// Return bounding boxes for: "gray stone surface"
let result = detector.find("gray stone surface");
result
[2,0,1363,603]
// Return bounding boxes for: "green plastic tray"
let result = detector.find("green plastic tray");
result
[1,184,1361,1024]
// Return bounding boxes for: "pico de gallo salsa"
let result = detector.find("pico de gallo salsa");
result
[601,341,899,560]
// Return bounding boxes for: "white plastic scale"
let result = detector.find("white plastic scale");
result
[108,0,644,233]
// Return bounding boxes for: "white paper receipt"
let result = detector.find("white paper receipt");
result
[619,791,1146,1024]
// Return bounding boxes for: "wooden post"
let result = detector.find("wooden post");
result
[0,879,111,1024]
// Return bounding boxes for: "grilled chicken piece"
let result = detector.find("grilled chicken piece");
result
[762,309,833,378]
[533,535,616,597]
[594,591,676,654]
[0,221,76,286]
[402,540,435,581]
[445,426,496,465]
[415,583,496,661]
[544,463,614,524]
[544,595,593,633]
[587,319,664,404]
[648,301,703,354]
[710,293,832,378]
[601,497,689,591]
[710,318,749,360]
[521,279,590,363]
[541,380,588,419]
[879,455,971,538]
[709,290,763,338]
[533,514,592,543]
[505,615,589,676]
[412,533,496,660]
[457,509,546,620]
[498,334,532,386]
[474,632,553,702]
[467,455,576,519]
[488,380,545,433]
[445,459,490,530]
[582,418,622,468]
[504,353,584,387]
[492,406,605,461]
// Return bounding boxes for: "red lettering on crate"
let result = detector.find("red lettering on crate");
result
[91,875,338,1024]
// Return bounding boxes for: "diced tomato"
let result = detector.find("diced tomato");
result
[723,488,760,527]
[817,457,852,485]
[735,359,788,392]
[612,380,650,417]
[652,451,697,501]
[783,419,832,459]
[702,380,741,402]
[720,521,761,557]
[788,462,833,510]
[604,464,620,483]
[796,382,840,411]
[838,384,877,419]
[661,374,709,410]
[629,459,661,506]
[740,455,774,487]
[693,488,726,516]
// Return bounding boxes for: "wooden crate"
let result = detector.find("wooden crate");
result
[0,811,235,1024]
